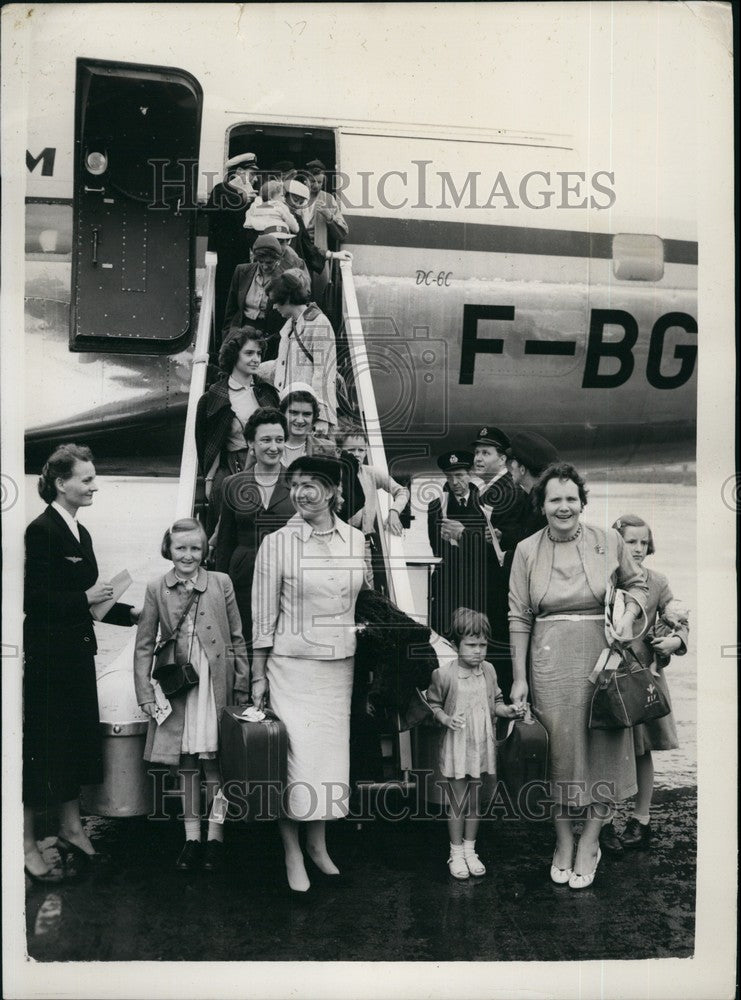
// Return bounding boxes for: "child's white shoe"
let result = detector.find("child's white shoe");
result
[463,849,486,877]
[447,843,469,880]
[462,839,486,876]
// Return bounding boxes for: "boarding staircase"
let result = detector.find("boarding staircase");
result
[83,250,431,817]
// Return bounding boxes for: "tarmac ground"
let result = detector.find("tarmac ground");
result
[25,784,696,963]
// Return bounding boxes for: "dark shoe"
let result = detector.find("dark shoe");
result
[56,836,109,872]
[203,840,224,872]
[621,817,652,849]
[176,840,202,870]
[25,863,65,885]
[600,822,624,856]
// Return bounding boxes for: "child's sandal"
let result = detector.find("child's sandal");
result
[447,854,470,880]
[464,851,486,877]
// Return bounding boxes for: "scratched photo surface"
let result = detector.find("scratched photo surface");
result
[2,3,735,999]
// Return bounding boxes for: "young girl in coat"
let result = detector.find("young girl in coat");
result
[426,608,524,879]
[134,518,250,871]
[610,514,689,850]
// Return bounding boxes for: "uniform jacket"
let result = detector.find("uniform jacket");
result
[133,568,250,764]
[425,660,503,724]
[24,505,133,656]
[195,375,279,476]
[478,470,530,538]
[23,505,133,802]
[508,524,648,634]
[221,250,308,339]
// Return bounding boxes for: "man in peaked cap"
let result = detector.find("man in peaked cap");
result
[469,425,529,699]
[427,450,489,637]
[499,430,560,557]
[205,152,261,344]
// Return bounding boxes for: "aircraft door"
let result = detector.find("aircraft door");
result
[71,59,203,353]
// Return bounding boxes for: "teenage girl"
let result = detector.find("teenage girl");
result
[426,608,524,879]
[134,518,250,870]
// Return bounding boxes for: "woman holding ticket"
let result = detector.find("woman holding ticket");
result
[508,463,647,890]
[23,444,139,883]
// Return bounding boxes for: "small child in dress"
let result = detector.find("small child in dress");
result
[610,514,689,850]
[134,518,250,871]
[426,608,524,879]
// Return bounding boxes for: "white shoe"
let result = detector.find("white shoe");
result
[447,854,470,880]
[569,847,601,890]
[464,851,486,877]
[550,847,573,884]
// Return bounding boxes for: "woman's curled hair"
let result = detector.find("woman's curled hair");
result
[218,326,265,374]
[38,443,93,503]
[531,462,589,511]
[243,407,288,443]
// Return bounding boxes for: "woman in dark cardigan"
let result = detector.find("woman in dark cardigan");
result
[23,444,138,882]
[215,408,295,649]
[195,326,280,535]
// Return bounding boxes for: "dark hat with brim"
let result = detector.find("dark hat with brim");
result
[285,454,343,486]
[305,158,327,174]
[507,431,559,476]
[471,425,511,451]
[437,450,474,473]
[252,234,283,255]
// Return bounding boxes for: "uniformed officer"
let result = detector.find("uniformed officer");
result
[427,451,488,637]
[205,152,260,342]
[500,430,560,557]
[469,425,528,698]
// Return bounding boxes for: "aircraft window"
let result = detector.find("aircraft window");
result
[26,203,73,259]
[612,233,664,281]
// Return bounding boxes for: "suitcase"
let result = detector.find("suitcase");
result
[497,708,549,818]
[219,707,288,821]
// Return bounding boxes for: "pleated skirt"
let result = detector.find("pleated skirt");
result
[530,618,637,808]
[267,653,354,821]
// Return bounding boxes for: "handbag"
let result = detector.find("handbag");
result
[151,589,200,698]
[588,642,671,729]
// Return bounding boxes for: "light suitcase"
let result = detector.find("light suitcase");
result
[219,707,288,821]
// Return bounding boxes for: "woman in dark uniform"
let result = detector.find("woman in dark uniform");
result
[23,444,138,881]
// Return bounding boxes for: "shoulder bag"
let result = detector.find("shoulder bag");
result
[151,589,201,698]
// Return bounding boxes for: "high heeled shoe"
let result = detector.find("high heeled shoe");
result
[305,854,347,885]
[568,847,601,890]
[56,835,108,871]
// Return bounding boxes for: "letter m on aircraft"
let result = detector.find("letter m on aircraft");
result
[70,59,203,354]
[26,148,56,176]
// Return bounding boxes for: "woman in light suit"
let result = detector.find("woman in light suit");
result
[251,456,366,894]
[23,444,138,882]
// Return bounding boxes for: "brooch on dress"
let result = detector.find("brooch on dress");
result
[595,544,605,554]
